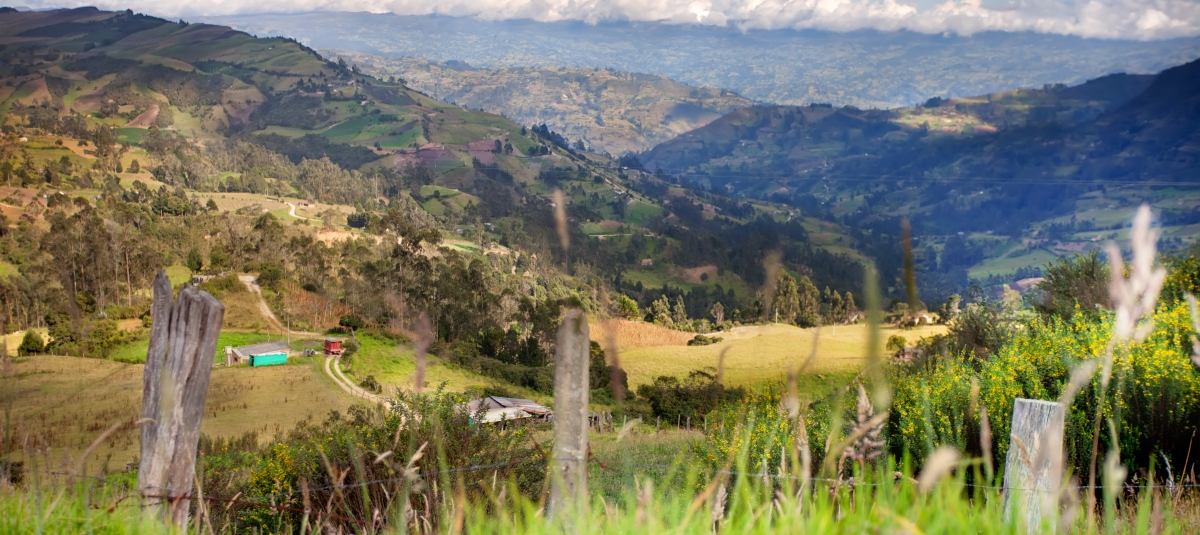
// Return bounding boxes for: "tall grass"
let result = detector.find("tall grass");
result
[589,319,694,350]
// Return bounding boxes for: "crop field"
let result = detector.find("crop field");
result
[0,354,355,469]
[616,322,947,389]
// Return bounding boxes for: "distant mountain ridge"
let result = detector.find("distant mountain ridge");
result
[324,50,755,154]
[197,11,1200,109]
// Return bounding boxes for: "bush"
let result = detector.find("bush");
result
[687,334,723,346]
[885,334,907,353]
[636,369,744,424]
[197,273,245,297]
[207,389,546,532]
[17,330,43,355]
[891,302,1200,476]
[359,374,381,393]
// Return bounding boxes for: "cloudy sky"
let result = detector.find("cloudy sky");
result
[21,0,1200,40]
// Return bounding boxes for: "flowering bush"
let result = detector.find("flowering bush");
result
[891,301,1200,475]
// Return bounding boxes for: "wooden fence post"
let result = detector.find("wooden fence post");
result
[548,309,589,518]
[1002,398,1065,531]
[138,271,225,528]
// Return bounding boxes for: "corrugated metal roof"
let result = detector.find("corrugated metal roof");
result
[465,396,551,422]
[232,340,290,358]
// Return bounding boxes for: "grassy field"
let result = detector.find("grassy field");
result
[339,333,544,399]
[0,354,356,469]
[108,331,312,364]
[616,322,947,389]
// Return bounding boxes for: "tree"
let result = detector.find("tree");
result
[650,295,672,326]
[205,198,218,211]
[1033,252,1109,321]
[772,271,800,324]
[710,302,725,323]
[18,330,44,355]
[886,334,907,353]
[115,160,123,173]
[615,294,639,320]
[938,294,961,323]
[672,296,688,325]
[186,248,203,274]
[129,159,140,173]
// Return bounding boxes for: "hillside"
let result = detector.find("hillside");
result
[641,61,1200,300]
[325,50,754,154]
[0,7,879,341]
[198,11,1200,109]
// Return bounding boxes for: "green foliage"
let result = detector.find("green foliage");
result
[256,262,283,288]
[687,334,723,346]
[202,389,546,532]
[197,273,245,296]
[1162,243,1200,304]
[17,330,43,355]
[1033,252,1110,320]
[947,300,1013,360]
[185,247,203,273]
[635,369,744,424]
[886,334,907,352]
[893,301,1200,475]
[615,294,640,320]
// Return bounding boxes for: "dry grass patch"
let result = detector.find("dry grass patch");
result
[1,354,357,470]
[617,322,948,388]
[589,319,695,350]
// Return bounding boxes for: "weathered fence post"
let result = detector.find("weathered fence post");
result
[1002,399,1065,531]
[548,309,589,518]
[138,271,225,528]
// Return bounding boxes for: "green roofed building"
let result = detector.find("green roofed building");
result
[227,340,291,367]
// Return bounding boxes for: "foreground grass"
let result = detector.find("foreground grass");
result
[1,355,356,467]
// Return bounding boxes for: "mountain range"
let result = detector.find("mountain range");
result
[197,11,1200,109]
[324,50,754,154]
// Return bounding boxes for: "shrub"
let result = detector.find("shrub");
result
[197,273,245,296]
[687,334,723,346]
[892,302,1200,475]
[885,334,907,353]
[359,374,381,393]
[17,330,43,355]
[229,390,546,531]
[636,369,744,424]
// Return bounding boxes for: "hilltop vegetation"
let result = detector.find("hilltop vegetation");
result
[327,51,754,154]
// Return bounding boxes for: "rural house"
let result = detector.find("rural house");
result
[226,340,291,367]
[464,396,552,424]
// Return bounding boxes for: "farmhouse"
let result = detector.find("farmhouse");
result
[226,340,290,367]
[464,396,552,424]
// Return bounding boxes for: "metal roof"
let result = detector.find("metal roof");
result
[232,340,291,358]
[465,396,552,423]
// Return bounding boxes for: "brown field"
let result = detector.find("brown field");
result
[123,103,159,127]
[590,319,695,350]
[681,264,717,283]
[1,354,358,471]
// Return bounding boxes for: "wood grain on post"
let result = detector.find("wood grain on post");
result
[1002,398,1065,531]
[138,271,225,528]
[548,309,589,518]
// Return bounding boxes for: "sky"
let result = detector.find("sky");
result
[19,0,1200,40]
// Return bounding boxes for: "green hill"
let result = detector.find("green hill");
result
[327,50,755,155]
[0,7,881,323]
[640,60,1200,300]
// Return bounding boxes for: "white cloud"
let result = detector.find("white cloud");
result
[23,0,1200,40]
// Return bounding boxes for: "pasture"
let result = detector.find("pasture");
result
[612,322,948,388]
[0,354,355,470]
